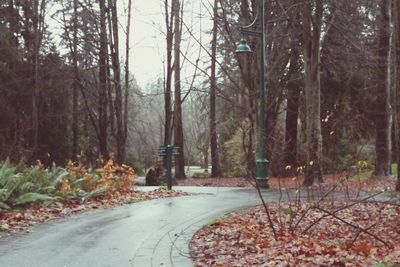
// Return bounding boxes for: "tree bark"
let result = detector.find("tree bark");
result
[71,0,79,161]
[32,0,40,157]
[108,0,125,163]
[302,0,323,186]
[374,0,391,177]
[210,0,223,178]
[106,3,115,136]
[173,0,186,179]
[164,0,173,149]
[284,44,301,173]
[98,0,109,159]
[123,0,132,159]
[394,0,400,191]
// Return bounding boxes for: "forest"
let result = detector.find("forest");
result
[1,0,400,266]
[0,0,400,188]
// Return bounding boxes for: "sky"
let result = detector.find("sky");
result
[130,0,166,87]
[47,0,212,89]
[128,0,213,89]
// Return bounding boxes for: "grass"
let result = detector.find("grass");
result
[350,163,397,180]
[192,172,211,179]
[391,163,398,175]
[351,170,373,180]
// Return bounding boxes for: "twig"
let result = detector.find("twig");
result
[291,178,346,233]
[348,223,377,248]
[301,191,384,235]
[254,183,278,241]
[315,206,391,248]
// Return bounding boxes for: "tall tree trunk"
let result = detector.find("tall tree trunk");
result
[98,0,108,159]
[394,0,400,191]
[302,0,323,186]
[71,0,79,161]
[284,45,301,173]
[30,0,45,159]
[108,0,125,163]
[106,4,115,136]
[123,0,132,157]
[210,0,222,178]
[173,0,186,179]
[32,0,40,156]
[374,0,391,177]
[164,0,173,149]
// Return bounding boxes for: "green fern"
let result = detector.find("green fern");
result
[13,193,59,206]
[81,188,108,201]
[0,201,10,210]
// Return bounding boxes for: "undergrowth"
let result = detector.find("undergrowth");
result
[0,156,135,210]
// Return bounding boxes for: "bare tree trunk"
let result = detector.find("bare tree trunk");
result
[302,0,323,186]
[394,0,400,191]
[98,0,108,159]
[374,0,391,177]
[108,0,125,163]
[106,3,115,136]
[71,0,79,161]
[29,0,46,159]
[123,0,132,157]
[210,0,222,178]
[32,0,40,156]
[164,0,173,149]
[173,0,186,179]
[284,45,301,173]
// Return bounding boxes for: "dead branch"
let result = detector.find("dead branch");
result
[315,206,391,248]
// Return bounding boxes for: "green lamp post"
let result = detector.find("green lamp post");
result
[236,0,269,188]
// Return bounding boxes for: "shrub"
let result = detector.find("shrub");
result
[0,156,136,210]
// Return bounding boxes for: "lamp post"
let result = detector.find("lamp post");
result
[236,0,268,188]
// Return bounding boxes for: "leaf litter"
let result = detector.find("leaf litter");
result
[191,200,400,266]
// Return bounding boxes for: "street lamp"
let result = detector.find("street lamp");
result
[236,0,269,188]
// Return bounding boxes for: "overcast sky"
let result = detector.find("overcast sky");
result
[48,0,212,89]
[130,0,166,87]
[129,0,212,89]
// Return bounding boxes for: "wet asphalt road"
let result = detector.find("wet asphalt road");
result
[0,187,280,267]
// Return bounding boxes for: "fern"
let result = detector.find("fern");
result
[13,193,59,206]
[81,188,108,201]
[0,159,17,187]
[0,201,10,210]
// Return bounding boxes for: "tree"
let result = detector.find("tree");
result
[301,0,323,186]
[98,0,109,158]
[283,40,302,172]
[394,0,400,191]
[374,0,391,176]
[108,0,125,163]
[173,0,186,179]
[24,0,47,158]
[124,0,132,164]
[210,0,222,178]
[71,0,79,161]
[163,0,173,155]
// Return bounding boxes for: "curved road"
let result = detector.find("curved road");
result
[0,187,283,267]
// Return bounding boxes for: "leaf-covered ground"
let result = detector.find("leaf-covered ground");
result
[178,174,397,193]
[190,200,400,266]
[0,188,188,238]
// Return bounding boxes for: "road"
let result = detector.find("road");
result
[0,187,281,267]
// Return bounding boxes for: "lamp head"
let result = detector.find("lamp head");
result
[235,38,252,54]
